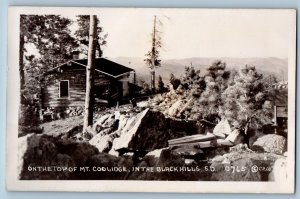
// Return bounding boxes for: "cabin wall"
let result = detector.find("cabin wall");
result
[42,68,109,111]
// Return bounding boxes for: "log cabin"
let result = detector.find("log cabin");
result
[40,58,137,112]
[273,82,288,136]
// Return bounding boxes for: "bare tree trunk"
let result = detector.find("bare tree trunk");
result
[83,15,97,132]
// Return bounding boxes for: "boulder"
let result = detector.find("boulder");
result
[225,129,244,145]
[211,155,225,163]
[92,113,122,137]
[248,130,264,148]
[89,133,118,153]
[142,148,166,167]
[268,158,288,181]
[252,134,287,154]
[137,101,149,108]
[169,119,188,132]
[94,114,110,127]
[117,114,130,131]
[229,143,252,153]
[83,153,133,180]
[18,133,42,178]
[171,145,204,157]
[92,124,104,134]
[213,119,231,137]
[128,149,212,181]
[211,158,262,181]
[18,134,99,180]
[119,114,142,133]
[167,100,184,117]
[62,141,99,166]
[97,127,115,137]
[111,109,190,155]
[146,148,165,158]
[84,126,97,138]
[209,145,286,182]
[103,115,118,129]
[184,159,195,165]
[111,109,150,153]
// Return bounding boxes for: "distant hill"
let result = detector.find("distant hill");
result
[110,57,288,85]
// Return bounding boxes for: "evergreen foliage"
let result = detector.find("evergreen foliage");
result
[157,75,165,93]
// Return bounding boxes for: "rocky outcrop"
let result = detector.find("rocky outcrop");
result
[19,134,80,180]
[87,108,203,156]
[252,134,287,155]
[19,131,285,181]
[18,133,133,180]
[268,158,288,182]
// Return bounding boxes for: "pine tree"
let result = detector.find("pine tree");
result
[157,75,165,93]
[197,61,230,121]
[219,65,274,144]
[20,15,48,101]
[37,18,78,68]
[169,73,181,90]
[20,15,78,104]
[75,15,107,57]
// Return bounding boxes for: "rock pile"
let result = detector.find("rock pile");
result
[65,106,84,117]
[41,106,106,121]
[87,107,204,156]
[149,80,206,120]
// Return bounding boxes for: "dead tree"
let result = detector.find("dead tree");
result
[144,15,162,93]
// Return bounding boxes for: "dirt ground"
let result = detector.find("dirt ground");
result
[40,116,83,137]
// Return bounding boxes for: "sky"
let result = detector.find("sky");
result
[49,8,295,60]
[94,9,294,60]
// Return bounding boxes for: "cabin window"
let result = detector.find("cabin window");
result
[59,80,69,98]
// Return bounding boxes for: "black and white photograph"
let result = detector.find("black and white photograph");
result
[6,7,296,193]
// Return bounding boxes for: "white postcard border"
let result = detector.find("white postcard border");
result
[6,7,296,193]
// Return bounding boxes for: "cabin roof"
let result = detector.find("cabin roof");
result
[44,58,134,78]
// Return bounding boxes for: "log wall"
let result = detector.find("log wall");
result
[41,68,110,109]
